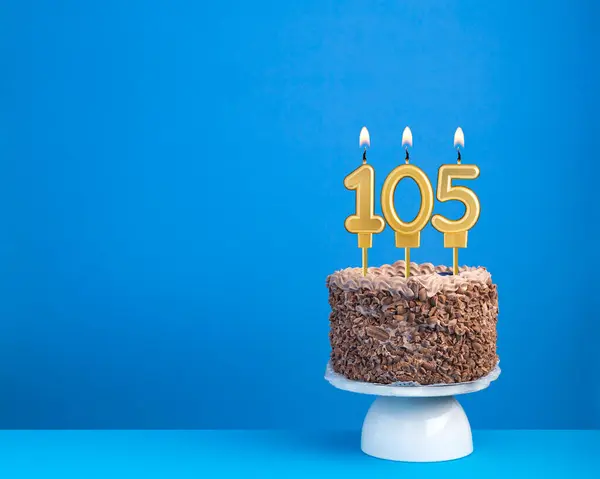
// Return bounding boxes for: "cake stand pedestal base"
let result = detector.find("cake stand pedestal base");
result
[325,361,500,462]
[361,395,472,462]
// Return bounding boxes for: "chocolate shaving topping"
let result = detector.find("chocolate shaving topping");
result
[327,261,498,385]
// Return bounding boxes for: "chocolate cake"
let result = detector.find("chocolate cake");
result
[326,261,498,385]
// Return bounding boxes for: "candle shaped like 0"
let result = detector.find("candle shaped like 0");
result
[344,127,385,277]
[381,127,434,278]
[431,128,481,275]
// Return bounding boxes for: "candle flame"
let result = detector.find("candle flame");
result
[359,126,370,148]
[454,127,465,148]
[402,127,413,148]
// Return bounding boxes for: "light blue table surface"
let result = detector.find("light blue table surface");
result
[0,430,597,477]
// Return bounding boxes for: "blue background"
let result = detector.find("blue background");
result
[1,0,598,429]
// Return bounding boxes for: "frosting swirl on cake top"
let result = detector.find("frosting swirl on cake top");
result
[326,261,491,298]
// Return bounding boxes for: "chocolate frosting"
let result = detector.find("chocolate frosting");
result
[327,261,491,298]
[327,261,498,385]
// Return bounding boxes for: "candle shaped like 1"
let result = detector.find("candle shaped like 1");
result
[381,127,434,278]
[431,128,481,275]
[344,127,385,277]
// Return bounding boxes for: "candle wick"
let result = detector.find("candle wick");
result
[363,148,367,164]
[457,148,461,164]
[405,148,410,164]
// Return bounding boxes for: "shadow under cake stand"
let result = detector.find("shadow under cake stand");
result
[325,361,501,462]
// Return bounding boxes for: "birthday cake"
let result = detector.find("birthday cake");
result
[327,261,498,385]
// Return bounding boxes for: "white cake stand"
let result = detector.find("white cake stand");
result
[325,361,500,462]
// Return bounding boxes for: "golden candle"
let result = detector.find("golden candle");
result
[431,127,481,274]
[344,127,385,276]
[381,127,434,278]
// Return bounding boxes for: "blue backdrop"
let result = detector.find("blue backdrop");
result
[1,0,598,429]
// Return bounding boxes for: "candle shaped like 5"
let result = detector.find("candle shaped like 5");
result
[431,128,481,275]
[344,127,385,277]
[381,127,434,278]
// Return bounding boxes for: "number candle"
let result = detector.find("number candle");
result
[431,127,481,275]
[381,127,434,278]
[344,127,385,277]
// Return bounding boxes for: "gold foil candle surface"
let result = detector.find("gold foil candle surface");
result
[431,128,481,274]
[344,127,385,276]
[381,127,434,277]
[381,164,434,248]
